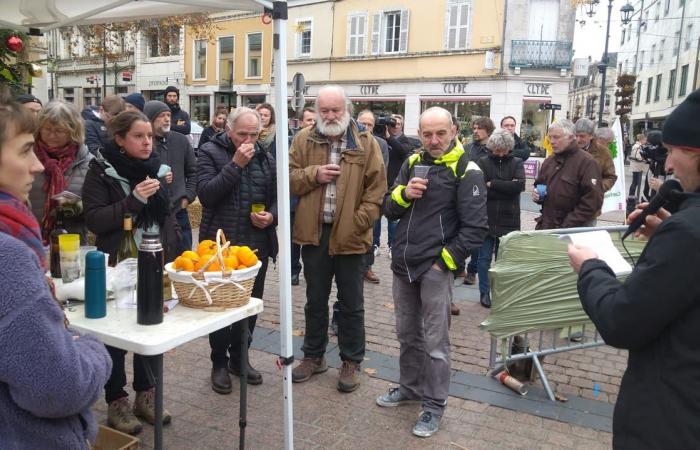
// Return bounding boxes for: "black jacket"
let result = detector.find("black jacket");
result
[199,127,221,149]
[153,132,197,211]
[467,141,489,162]
[577,188,700,449]
[512,133,530,162]
[167,103,191,135]
[386,134,412,187]
[384,143,487,282]
[82,155,181,266]
[197,133,278,259]
[477,153,525,237]
[85,117,108,155]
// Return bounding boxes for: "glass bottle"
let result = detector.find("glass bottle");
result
[49,209,68,278]
[116,214,138,263]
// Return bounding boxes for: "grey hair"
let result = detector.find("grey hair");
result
[548,119,576,137]
[357,109,375,120]
[574,118,596,135]
[315,85,351,112]
[418,107,453,128]
[36,99,85,145]
[486,128,515,153]
[227,106,262,132]
[595,126,615,142]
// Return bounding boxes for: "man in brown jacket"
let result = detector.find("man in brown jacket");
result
[575,118,617,192]
[289,85,387,393]
[533,119,603,229]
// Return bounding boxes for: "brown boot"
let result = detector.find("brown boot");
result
[133,388,172,425]
[450,302,460,316]
[337,360,361,393]
[292,357,327,383]
[107,397,142,435]
[363,269,380,284]
[463,272,477,285]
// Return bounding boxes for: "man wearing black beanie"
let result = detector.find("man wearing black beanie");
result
[164,86,191,135]
[567,88,700,448]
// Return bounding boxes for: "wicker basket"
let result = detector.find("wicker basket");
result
[187,197,202,229]
[165,230,261,310]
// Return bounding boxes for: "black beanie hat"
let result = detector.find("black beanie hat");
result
[164,86,179,99]
[663,88,700,149]
[143,100,171,123]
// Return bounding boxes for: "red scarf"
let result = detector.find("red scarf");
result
[34,139,79,236]
[0,191,47,270]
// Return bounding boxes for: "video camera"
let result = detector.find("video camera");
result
[640,130,667,176]
[373,113,397,136]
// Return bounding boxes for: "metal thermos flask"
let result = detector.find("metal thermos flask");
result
[137,232,164,325]
[84,250,106,319]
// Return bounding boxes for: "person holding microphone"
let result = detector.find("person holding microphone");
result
[567,90,700,448]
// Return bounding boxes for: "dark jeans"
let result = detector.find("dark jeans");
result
[467,248,479,274]
[209,256,269,369]
[373,219,381,248]
[301,224,365,363]
[291,212,302,276]
[175,208,192,253]
[104,345,154,403]
[629,171,642,199]
[387,220,398,249]
[477,235,500,295]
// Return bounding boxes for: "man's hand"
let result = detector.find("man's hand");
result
[404,177,428,200]
[567,244,598,273]
[180,198,189,210]
[315,164,341,184]
[164,171,173,184]
[431,263,443,272]
[627,203,671,240]
[233,143,255,168]
[648,176,663,191]
[250,211,273,229]
[134,177,161,200]
[532,189,541,202]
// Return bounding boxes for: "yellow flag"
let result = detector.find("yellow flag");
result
[542,118,555,157]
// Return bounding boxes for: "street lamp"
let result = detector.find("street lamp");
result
[587,0,635,126]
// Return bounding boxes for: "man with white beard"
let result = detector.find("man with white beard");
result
[144,100,197,253]
[289,85,387,393]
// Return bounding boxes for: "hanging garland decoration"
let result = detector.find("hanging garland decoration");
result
[0,29,30,94]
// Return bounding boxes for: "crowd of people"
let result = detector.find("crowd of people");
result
[1,83,698,446]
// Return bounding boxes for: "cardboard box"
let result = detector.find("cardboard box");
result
[92,425,139,450]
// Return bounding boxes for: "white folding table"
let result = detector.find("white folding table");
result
[66,299,263,450]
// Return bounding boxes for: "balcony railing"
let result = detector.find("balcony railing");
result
[510,40,573,69]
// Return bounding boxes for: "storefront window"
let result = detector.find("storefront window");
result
[190,95,211,127]
[520,102,548,156]
[351,100,405,118]
[240,95,266,107]
[420,99,490,142]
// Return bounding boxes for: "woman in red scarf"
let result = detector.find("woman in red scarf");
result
[29,99,94,243]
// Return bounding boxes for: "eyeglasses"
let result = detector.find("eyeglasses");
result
[41,126,70,137]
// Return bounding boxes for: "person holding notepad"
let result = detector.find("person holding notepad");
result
[568,89,700,449]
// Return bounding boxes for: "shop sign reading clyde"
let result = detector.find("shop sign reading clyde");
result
[525,83,551,96]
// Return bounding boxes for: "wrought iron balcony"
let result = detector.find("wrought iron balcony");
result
[510,40,573,69]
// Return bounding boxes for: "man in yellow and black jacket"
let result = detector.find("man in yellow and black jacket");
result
[377,107,487,438]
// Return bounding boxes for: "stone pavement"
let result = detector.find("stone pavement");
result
[89,173,637,448]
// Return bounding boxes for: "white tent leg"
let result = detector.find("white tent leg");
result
[272,3,294,450]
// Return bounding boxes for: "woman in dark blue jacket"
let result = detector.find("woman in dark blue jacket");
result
[476,128,525,307]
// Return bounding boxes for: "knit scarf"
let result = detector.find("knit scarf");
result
[33,139,79,235]
[101,142,170,229]
[0,191,47,270]
[258,127,276,152]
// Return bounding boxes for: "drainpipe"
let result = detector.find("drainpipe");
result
[499,0,508,75]
[671,0,686,107]
[693,36,700,91]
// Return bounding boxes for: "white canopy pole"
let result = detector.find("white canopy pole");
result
[271,2,294,449]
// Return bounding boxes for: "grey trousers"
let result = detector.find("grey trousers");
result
[393,267,454,416]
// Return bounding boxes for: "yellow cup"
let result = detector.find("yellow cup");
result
[251,203,265,213]
[58,234,80,283]
[58,234,80,252]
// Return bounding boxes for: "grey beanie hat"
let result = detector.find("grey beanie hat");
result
[143,100,170,123]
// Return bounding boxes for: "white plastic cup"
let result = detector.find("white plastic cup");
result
[80,246,97,277]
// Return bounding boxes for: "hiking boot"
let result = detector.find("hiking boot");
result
[463,272,477,285]
[211,367,232,394]
[364,269,380,284]
[107,397,142,435]
[134,388,172,425]
[450,302,460,316]
[291,273,300,286]
[337,360,361,393]
[229,360,263,385]
[292,357,327,383]
[412,411,441,438]
[480,292,491,309]
[376,387,421,407]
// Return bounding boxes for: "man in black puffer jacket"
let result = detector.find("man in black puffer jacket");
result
[197,107,277,393]
[476,129,525,307]
[163,86,191,135]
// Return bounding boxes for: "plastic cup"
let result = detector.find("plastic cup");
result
[58,234,80,283]
[251,203,265,213]
[414,165,430,180]
[80,245,97,276]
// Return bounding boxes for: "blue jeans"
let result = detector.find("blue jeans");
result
[477,235,500,295]
[175,208,192,253]
[466,248,479,274]
[373,219,381,248]
[387,219,398,249]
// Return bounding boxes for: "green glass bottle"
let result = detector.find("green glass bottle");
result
[116,214,138,263]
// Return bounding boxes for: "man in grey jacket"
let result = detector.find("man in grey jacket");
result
[378,107,487,438]
[144,100,197,252]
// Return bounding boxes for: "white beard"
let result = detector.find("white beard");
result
[317,113,350,137]
[160,125,170,134]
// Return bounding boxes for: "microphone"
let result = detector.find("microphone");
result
[622,179,682,240]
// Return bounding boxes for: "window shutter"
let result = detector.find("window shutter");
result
[458,3,469,49]
[358,14,366,55]
[371,12,381,55]
[399,9,410,53]
[347,15,356,55]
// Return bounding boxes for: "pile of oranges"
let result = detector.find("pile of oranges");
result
[172,239,259,272]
